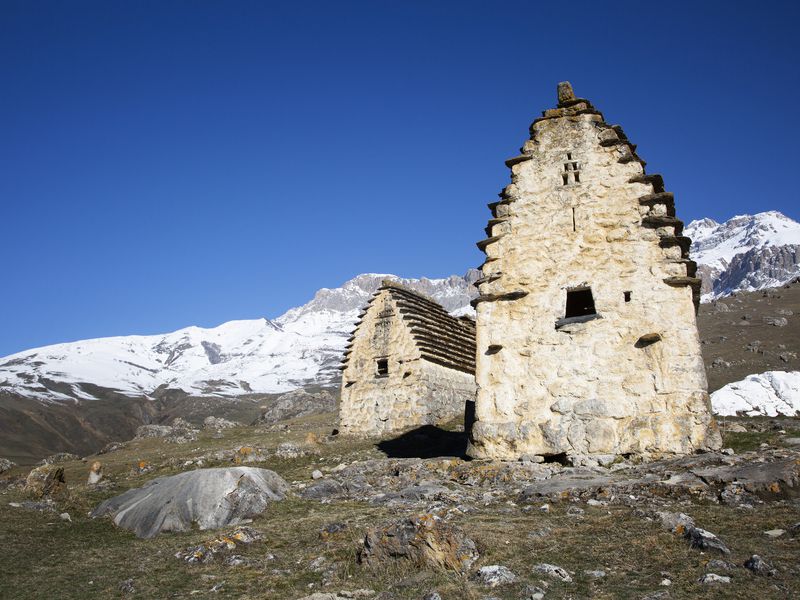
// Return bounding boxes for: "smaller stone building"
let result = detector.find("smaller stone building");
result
[339,281,476,436]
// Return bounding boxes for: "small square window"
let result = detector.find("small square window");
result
[565,287,596,318]
[624,291,632,303]
[376,358,389,377]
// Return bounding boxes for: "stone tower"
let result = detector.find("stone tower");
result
[339,281,476,436]
[468,82,721,461]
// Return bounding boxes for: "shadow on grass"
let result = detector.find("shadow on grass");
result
[376,425,469,459]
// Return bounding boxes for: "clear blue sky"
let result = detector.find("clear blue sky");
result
[2,0,798,356]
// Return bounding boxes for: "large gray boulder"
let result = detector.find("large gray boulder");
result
[91,467,288,538]
[254,388,336,424]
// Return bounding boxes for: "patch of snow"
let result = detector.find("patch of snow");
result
[711,371,800,417]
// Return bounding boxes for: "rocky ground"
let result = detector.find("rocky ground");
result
[697,279,799,392]
[1,410,799,599]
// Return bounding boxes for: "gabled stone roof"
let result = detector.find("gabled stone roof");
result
[341,280,476,375]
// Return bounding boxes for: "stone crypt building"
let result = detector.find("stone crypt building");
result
[467,82,721,460]
[339,280,476,436]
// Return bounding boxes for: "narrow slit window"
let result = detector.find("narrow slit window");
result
[376,358,388,377]
[561,153,581,185]
[565,287,596,318]
[572,207,576,232]
[624,291,632,302]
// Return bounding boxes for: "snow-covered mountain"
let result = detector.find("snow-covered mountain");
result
[2,210,798,405]
[0,272,478,403]
[686,211,800,301]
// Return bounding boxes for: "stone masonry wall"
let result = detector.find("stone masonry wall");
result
[468,84,721,460]
[340,289,475,436]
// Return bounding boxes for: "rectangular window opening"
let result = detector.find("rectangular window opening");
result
[376,358,388,377]
[624,291,632,303]
[571,207,576,232]
[562,173,569,185]
[566,152,572,160]
[565,287,596,318]
[573,171,580,183]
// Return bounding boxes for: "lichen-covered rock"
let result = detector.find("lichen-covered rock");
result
[685,527,730,555]
[134,418,199,444]
[744,554,776,576]
[134,424,173,439]
[255,388,336,424]
[473,565,517,587]
[275,442,305,459]
[698,573,731,584]
[40,452,80,465]
[91,467,288,538]
[533,563,573,582]
[295,592,375,600]
[175,525,263,563]
[358,514,478,572]
[0,458,16,474]
[204,416,239,430]
[24,464,66,499]
[469,82,720,460]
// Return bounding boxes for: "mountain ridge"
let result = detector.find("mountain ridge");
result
[2,210,799,405]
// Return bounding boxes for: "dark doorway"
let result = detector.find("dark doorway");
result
[565,287,596,318]
[377,425,468,459]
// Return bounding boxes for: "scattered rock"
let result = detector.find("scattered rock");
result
[59,512,71,522]
[685,527,731,555]
[176,526,263,564]
[312,469,324,480]
[698,573,730,584]
[40,452,80,465]
[134,424,174,439]
[585,569,606,578]
[532,563,573,582]
[743,554,776,576]
[231,446,269,464]
[204,416,239,430]
[99,441,127,454]
[763,317,788,327]
[88,461,103,485]
[358,514,478,572]
[294,591,375,600]
[422,593,442,600]
[711,357,731,368]
[24,464,66,499]
[134,419,199,444]
[92,467,288,538]
[764,529,785,538]
[521,585,546,600]
[118,578,135,595]
[726,423,747,433]
[320,522,348,540]
[275,442,305,459]
[254,388,336,424]
[0,458,16,474]
[473,565,516,587]
[706,559,735,571]
[301,479,345,500]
